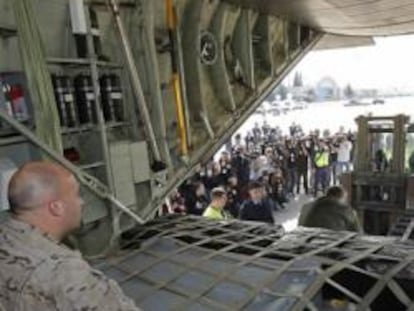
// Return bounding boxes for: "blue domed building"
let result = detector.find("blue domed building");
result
[315,77,340,101]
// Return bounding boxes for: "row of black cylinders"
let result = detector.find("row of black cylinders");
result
[51,74,124,128]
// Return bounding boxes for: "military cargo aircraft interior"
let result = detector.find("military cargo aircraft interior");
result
[1,0,414,310]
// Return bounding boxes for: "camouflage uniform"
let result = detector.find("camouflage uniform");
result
[0,218,141,311]
[299,197,361,232]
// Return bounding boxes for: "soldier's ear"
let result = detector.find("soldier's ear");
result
[48,200,65,217]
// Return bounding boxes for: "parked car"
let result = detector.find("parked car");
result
[344,99,370,107]
[373,98,385,105]
[292,101,308,110]
[270,101,281,108]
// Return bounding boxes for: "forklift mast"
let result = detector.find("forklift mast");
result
[343,115,414,236]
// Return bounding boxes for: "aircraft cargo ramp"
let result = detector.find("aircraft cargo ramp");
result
[95,216,414,311]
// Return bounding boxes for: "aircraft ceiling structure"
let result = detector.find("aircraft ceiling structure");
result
[223,0,414,36]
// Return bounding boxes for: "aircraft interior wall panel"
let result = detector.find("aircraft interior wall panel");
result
[109,141,137,207]
[0,1,21,71]
[32,0,71,58]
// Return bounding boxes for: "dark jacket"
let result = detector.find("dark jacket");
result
[186,194,209,216]
[231,155,250,186]
[299,197,360,232]
[239,199,274,224]
[225,186,242,218]
[286,148,297,169]
[296,149,308,172]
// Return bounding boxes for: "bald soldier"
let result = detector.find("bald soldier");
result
[0,161,141,311]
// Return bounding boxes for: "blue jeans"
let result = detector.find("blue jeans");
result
[314,167,329,196]
[337,162,350,175]
[287,168,298,195]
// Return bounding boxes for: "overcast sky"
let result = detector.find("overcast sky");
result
[288,34,414,90]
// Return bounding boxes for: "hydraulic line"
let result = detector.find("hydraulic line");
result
[167,0,189,156]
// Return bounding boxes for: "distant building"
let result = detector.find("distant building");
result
[315,77,340,101]
[355,88,378,99]
[291,86,314,102]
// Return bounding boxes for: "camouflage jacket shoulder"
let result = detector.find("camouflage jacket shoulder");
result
[0,218,140,311]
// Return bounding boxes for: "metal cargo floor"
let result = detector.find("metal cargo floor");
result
[94,216,414,311]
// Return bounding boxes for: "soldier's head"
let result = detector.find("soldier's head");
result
[8,161,84,241]
[326,186,347,204]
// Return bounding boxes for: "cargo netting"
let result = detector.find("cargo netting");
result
[93,216,414,311]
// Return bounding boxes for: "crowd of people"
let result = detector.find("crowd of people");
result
[164,121,356,223]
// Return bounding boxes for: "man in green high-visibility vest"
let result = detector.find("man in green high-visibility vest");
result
[203,187,228,220]
[313,141,331,197]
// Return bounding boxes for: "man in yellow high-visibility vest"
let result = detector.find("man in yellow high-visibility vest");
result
[313,141,331,196]
[203,187,228,220]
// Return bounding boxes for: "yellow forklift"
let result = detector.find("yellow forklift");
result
[342,114,414,238]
